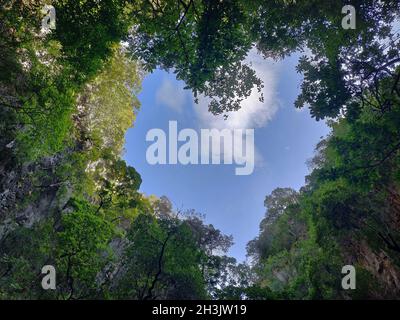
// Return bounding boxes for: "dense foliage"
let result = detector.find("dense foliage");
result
[1,0,400,299]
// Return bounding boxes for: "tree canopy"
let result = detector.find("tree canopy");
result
[1,0,400,300]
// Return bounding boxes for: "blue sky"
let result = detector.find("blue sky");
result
[124,52,330,262]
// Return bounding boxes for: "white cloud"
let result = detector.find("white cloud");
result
[193,49,279,130]
[156,78,187,112]
[192,49,280,167]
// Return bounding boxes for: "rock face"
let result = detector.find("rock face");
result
[341,186,400,299]
[0,152,71,241]
[358,240,400,298]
